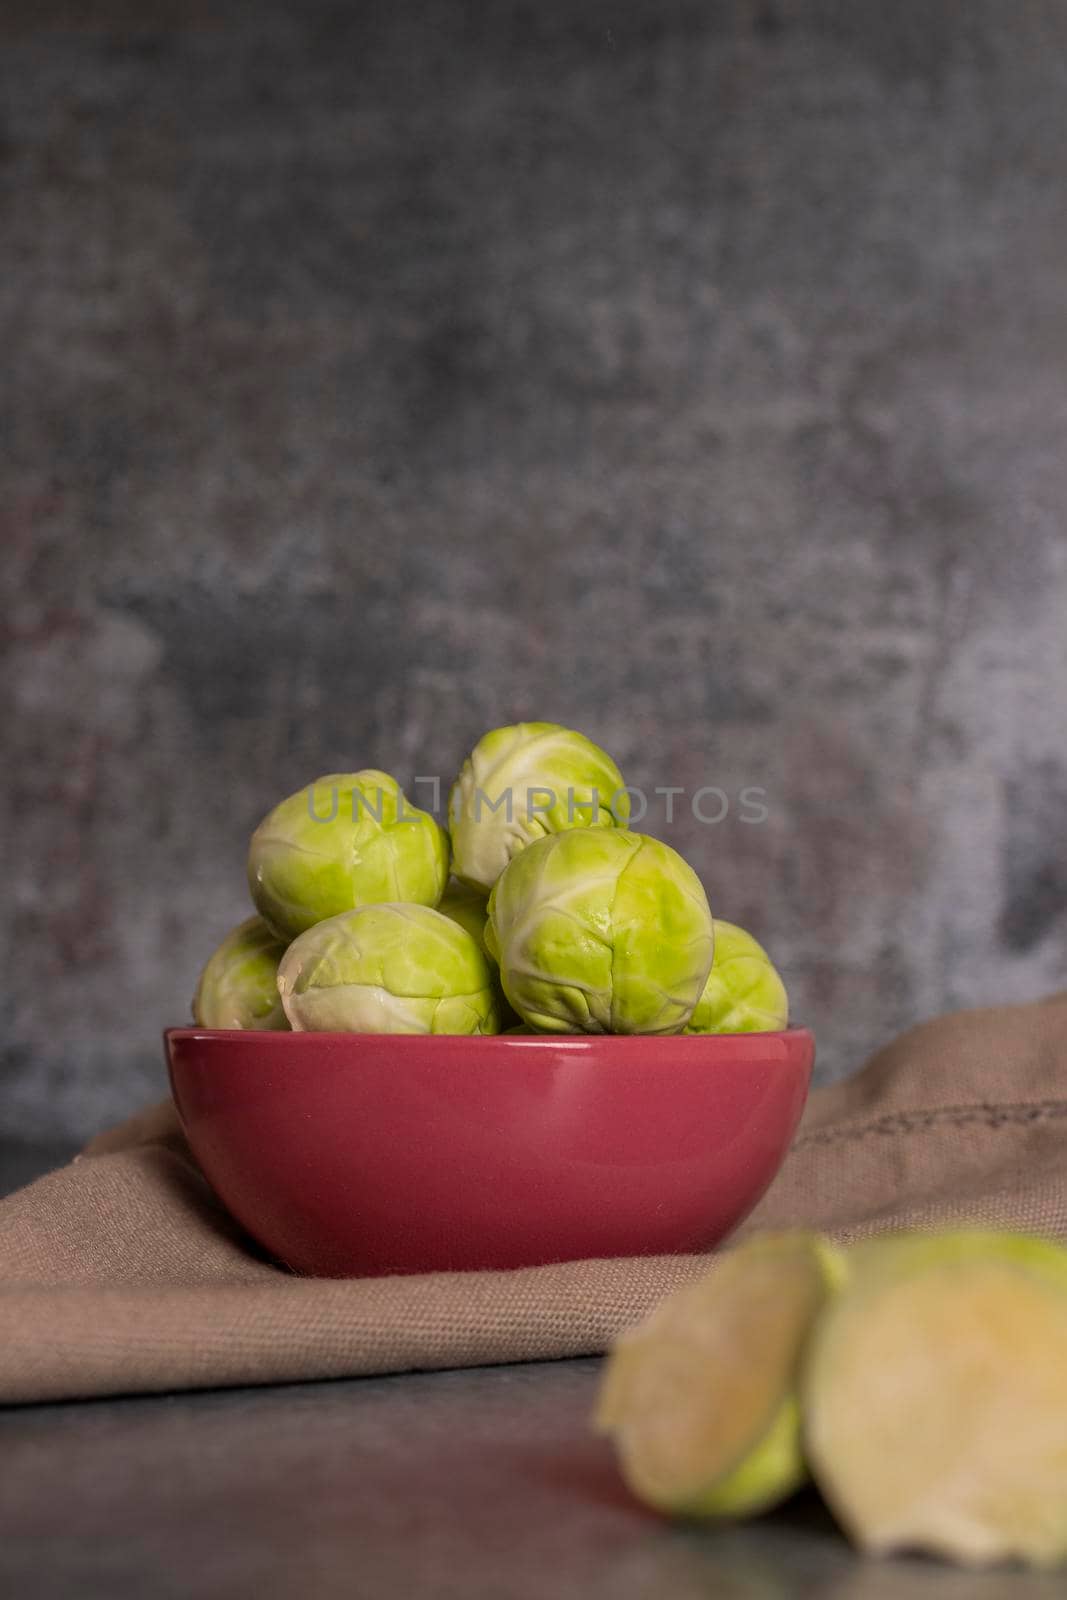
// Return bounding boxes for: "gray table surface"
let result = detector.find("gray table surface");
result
[2,1148,1063,1599]
[2,1357,1065,1600]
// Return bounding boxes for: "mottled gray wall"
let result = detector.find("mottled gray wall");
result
[3,0,1066,1147]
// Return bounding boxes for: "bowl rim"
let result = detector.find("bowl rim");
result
[165,1025,812,1048]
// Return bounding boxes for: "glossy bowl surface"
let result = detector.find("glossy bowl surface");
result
[165,1028,813,1278]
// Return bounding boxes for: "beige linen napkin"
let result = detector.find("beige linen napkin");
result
[2,992,1066,1404]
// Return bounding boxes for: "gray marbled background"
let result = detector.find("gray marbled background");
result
[3,0,1066,1159]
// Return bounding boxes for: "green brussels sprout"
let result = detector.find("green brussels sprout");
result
[193,915,290,1030]
[597,1232,844,1519]
[449,722,629,894]
[276,903,501,1034]
[683,920,789,1035]
[803,1230,1067,1566]
[248,770,449,941]
[486,829,714,1035]
[435,878,492,956]
[437,878,524,1030]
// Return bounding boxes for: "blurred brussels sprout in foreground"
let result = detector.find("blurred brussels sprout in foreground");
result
[449,722,629,894]
[684,920,789,1035]
[248,770,449,941]
[193,915,290,1031]
[276,903,500,1034]
[486,829,714,1035]
[596,1231,843,1518]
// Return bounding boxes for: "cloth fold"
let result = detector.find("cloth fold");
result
[2,992,1066,1404]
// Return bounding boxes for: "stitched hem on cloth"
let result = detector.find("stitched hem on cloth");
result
[794,1099,1067,1149]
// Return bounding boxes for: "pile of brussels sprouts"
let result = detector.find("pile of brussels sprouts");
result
[192,723,788,1037]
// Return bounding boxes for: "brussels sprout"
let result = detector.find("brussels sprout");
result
[437,877,524,1029]
[804,1231,1067,1566]
[193,915,290,1030]
[486,828,714,1035]
[248,770,449,941]
[436,878,492,956]
[596,1232,845,1518]
[449,722,629,894]
[683,920,789,1034]
[276,903,500,1034]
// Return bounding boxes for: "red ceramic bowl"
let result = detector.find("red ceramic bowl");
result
[165,1028,813,1278]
